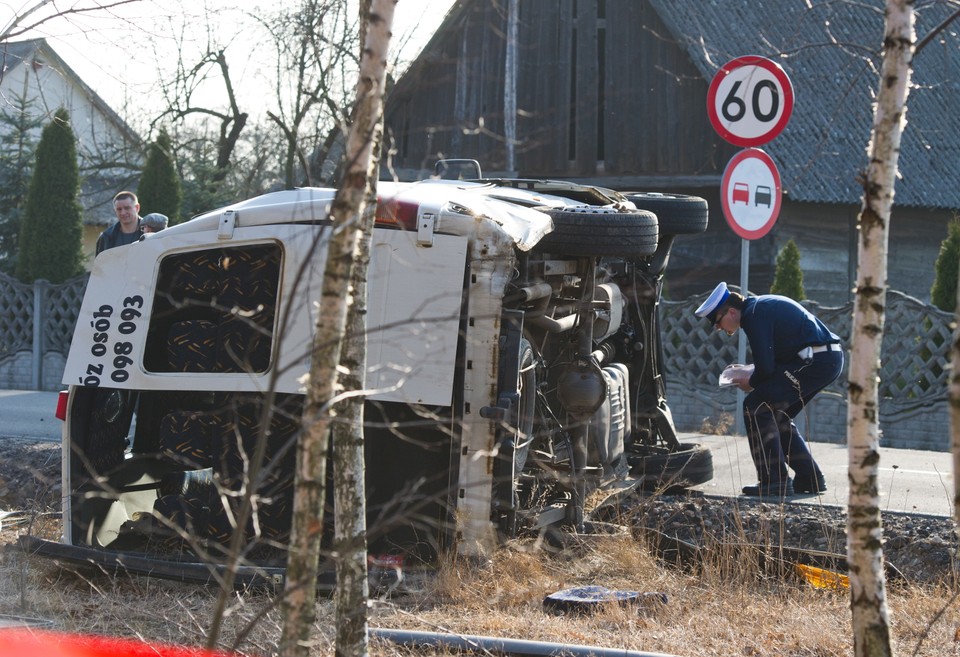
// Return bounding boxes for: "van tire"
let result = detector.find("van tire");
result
[628,442,714,490]
[513,339,537,475]
[624,193,708,235]
[535,208,658,257]
[495,339,537,538]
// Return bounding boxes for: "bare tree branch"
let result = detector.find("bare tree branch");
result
[0,0,144,42]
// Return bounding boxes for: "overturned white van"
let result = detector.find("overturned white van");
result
[24,167,711,587]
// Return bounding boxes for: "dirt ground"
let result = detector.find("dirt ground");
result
[0,440,60,516]
[1,437,956,585]
[1,438,959,656]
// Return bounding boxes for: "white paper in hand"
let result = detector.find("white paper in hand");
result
[719,364,754,387]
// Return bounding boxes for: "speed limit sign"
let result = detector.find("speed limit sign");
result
[707,56,794,147]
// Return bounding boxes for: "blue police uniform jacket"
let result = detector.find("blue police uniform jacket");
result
[739,295,840,388]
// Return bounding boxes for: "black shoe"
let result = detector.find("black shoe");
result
[794,475,827,494]
[742,480,794,497]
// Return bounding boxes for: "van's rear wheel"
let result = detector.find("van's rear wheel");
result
[534,207,658,257]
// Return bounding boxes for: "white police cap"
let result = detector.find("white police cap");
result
[694,282,730,322]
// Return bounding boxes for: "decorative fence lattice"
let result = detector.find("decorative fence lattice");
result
[0,272,954,448]
[0,273,33,355]
[661,289,953,450]
[661,289,952,406]
[0,271,88,388]
[40,276,89,353]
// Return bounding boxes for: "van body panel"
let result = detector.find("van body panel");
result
[64,224,469,406]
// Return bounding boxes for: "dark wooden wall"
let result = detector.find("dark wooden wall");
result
[666,198,953,305]
[384,0,955,306]
[385,0,737,178]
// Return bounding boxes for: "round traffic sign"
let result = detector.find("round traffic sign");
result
[721,148,782,240]
[707,56,794,147]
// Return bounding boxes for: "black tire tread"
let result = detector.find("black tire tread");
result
[629,442,714,490]
[624,192,709,236]
[534,208,659,257]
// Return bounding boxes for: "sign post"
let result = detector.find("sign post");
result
[708,56,793,434]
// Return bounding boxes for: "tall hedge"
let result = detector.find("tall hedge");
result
[930,218,960,312]
[137,129,183,225]
[770,238,806,301]
[0,92,41,275]
[15,108,84,283]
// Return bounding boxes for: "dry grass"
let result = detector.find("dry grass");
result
[699,412,735,436]
[3,510,959,656]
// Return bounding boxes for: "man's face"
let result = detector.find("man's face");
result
[714,306,739,336]
[114,198,140,232]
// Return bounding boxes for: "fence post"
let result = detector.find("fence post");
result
[32,279,48,390]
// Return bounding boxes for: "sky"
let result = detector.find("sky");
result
[14,0,457,131]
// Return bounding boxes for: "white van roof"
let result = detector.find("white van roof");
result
[155,178,623,252]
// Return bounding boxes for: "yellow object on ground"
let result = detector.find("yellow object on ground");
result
[795,563,850,589]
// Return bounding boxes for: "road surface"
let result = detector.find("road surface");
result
[685,432,954,518]
[0,389,61,442]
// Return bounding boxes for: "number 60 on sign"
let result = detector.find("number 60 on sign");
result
[707,55,794,147]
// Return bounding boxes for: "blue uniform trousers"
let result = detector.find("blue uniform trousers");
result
[742,351,843,485]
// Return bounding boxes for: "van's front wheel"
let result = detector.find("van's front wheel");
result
[493,339,537,538]
[534,207,659,257]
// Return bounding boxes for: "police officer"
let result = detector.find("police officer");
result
[695,282,843,497]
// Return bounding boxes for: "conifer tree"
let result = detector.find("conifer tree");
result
[0,92,41,274]
[770,238,806,301]
[931,218,960,312]
[137,129,183,225]
[15,108,84,283]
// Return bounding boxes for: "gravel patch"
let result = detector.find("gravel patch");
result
[623,491,959,585]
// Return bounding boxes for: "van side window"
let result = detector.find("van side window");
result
[144,244,281,374]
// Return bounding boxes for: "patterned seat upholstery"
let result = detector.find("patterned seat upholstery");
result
[166,320,218,372]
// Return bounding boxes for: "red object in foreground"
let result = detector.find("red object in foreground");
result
[0,629,233,657]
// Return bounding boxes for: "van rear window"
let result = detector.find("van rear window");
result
[144,244,281,374]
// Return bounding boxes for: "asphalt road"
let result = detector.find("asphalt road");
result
[685,432,955,518]
[0,389,61,442]
[0,390,954,517]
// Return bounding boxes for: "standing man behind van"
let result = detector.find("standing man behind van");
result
[96,191,143,255]
[141,213,168,234]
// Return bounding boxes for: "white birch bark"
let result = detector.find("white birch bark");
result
[332,2,393,656]
[279,2,394,656]
[847,2,913,656]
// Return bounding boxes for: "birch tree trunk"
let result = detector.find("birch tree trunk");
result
[279,2,394,656]
[332,2,393,656]
[953,253,960,550]
[847,2,913,656]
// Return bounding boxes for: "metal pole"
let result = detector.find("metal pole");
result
[32,279,45,390]
[503,0,518,174]
[735,240,749,435]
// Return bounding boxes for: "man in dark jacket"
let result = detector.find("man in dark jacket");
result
[96,191,142,255]
[695,282,843,498]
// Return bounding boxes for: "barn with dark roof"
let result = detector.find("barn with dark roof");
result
[384,0,960,304]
